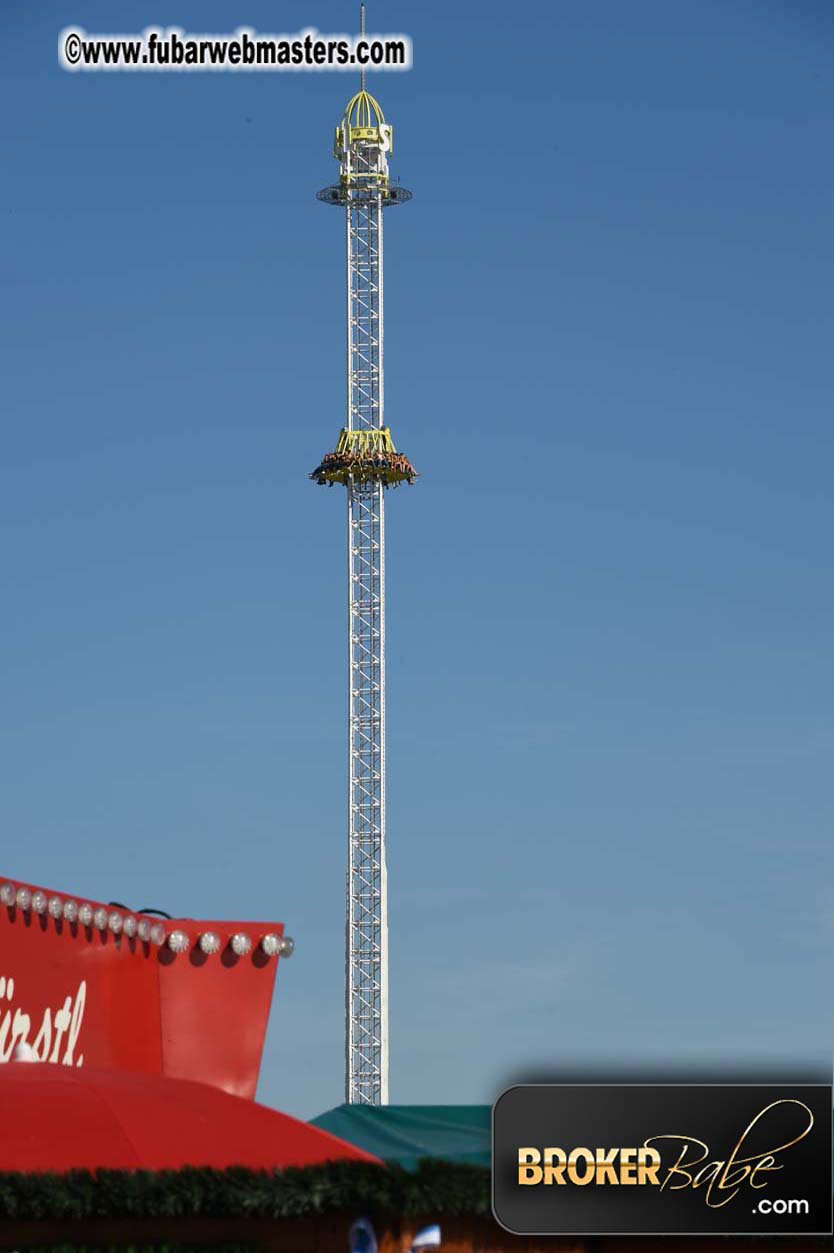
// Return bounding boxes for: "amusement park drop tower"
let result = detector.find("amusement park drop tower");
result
[310,11,416,1105]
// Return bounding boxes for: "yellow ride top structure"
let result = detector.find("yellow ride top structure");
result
[337,89,392,152]
[317,87,411,207]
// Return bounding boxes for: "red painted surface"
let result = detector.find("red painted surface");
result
[0,1064,380,1171]
[0,878,283,1098]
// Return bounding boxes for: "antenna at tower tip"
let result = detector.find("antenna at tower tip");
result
[359,2,366,93]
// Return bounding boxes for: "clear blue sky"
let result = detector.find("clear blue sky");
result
[2,1,833,1118]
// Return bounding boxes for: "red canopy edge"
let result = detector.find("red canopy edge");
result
[0,1063,380,1172]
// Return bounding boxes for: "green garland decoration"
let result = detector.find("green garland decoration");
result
[14,1246,260,1253]
[0,1159,490,1223]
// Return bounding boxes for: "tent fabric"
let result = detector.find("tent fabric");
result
[0,1063,380,1172]
[310,1104,491,1169]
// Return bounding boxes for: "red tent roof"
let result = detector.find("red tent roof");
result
[0,1064,380,1172]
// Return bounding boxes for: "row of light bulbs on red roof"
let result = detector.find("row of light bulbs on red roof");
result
[0,882,294,961]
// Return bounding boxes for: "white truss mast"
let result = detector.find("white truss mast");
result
[312,57,414,1104]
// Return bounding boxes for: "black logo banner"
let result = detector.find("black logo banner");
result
[492,1084,832,1236]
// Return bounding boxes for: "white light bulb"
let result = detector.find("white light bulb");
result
[108,911,123,934]
[260,933,281,957]
[230,932,252,956]
[279,935,295,958]
[93,907,108,930]
[167,929,189,953]
[199,932,221,955]
[149,923,166,946]
[122,915,137,938]
[137,918,152,942]
[48,895,63,919]
[78,903,93,926]
[15,888,32,912]
[0,884,15,907]
[63,900,79,923]
[32,891,48,915]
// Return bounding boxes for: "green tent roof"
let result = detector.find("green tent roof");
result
[310,1104,491,1170]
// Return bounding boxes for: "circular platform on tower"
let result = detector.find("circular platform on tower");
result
[317,184,412,207]
[310,427,418,487]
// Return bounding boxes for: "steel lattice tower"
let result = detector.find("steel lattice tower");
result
[311,21,415,1105]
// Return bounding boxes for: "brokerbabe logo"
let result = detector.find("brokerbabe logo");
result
[493,1084,832,1237]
